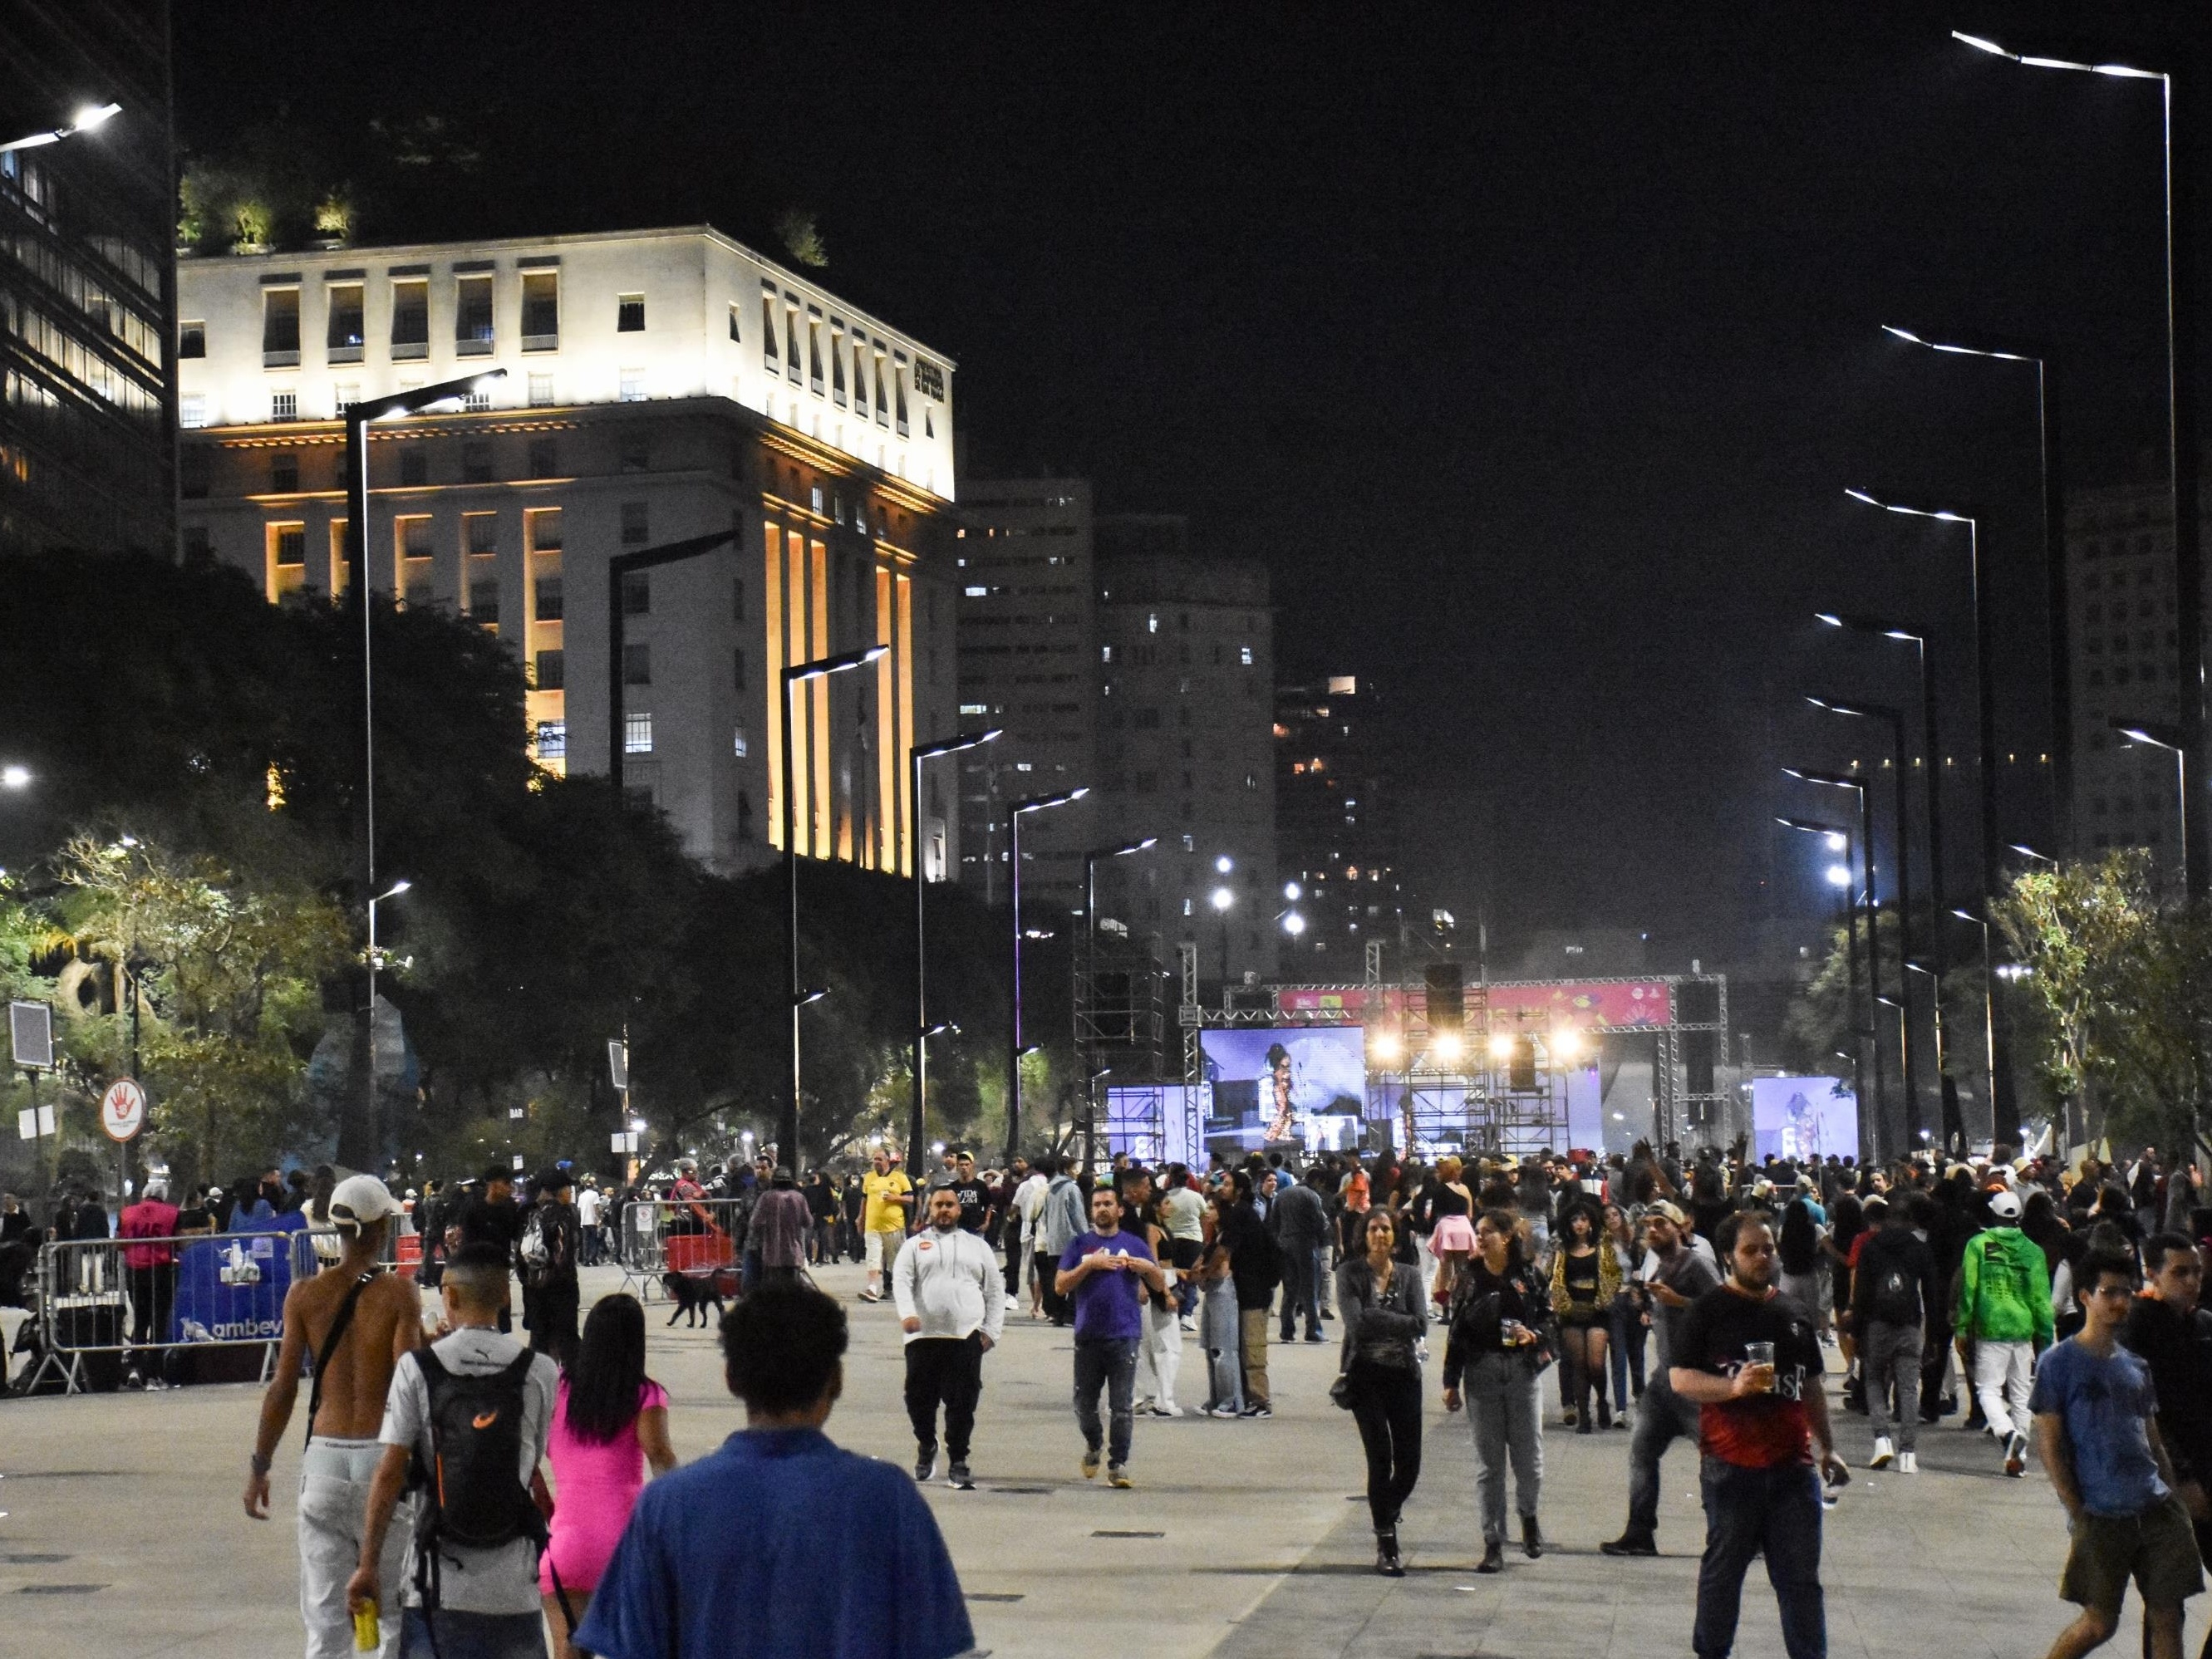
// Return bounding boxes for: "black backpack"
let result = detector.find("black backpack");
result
[1866,1247,1921,1328]
[410,1347,547,1611]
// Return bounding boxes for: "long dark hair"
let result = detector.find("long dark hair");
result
[564,1293,651,1445]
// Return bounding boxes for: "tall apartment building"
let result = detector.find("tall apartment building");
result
[953,479,1097,914]
[1275,675,1408,968]
[176,225,960,877]
[1094,515,1277,986]
[1,2,175,557]
[2064,470,2208,880]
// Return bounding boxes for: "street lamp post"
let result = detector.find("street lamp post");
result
[1951,908,2003,1151]
[1843,492,2019,1150]
[365,879,411,1148]
[907,728,1001,1164]
[1079,837,1156,1171]
[1210,885,1236,996]
[1880,327,2071,853]
[780,645,889,1161]
[1954,31,2202,901]
[2112,719,2190,897]
[1785,769,1886,1155]
[1005,788,1087,1162]
[1817,613,1965,1154]
[1778,817,1868,1124]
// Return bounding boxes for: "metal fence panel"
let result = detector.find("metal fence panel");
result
[26,1230,298,1394]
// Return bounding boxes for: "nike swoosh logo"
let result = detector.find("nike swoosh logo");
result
[473,1411,499,1429]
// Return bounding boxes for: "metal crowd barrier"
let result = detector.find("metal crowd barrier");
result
[612,1195,747,1303]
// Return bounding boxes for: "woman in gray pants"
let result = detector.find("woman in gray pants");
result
[1441,1207,1556,1573]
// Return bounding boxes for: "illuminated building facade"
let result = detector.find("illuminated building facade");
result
[175,226,959,876]
[1274,675,1407,964]
[0,2,175,557]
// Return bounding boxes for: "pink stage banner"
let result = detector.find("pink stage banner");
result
[1275,979,1673,1029]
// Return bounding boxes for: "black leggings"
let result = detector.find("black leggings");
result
[1346,1362,1423,1529]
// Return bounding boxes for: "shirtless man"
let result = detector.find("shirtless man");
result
[243,1175,423,1658]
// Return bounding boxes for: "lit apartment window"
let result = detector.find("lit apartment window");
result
[391,279,429,359]
[619,370,645,403]
[262,288,300,366]
[326,282,364,361]
[455,274,494,354]
[463,389,491,413]
[623,643,651,686]
[179,320,205,358]
[179,395,207,429]
[617,293,646,332]
[1147,613,1158,634]
[1240,645,1254,665]
[534,576,563,620]
[334,384,359,415]
[271,452,298,493]
[624,712,653,753]
[810,485,824,516]
[622,571,651,616]
[469,580,499,624]
[732,727,749,758]
[620,501,648,545]
[271,390,297,422]
[535,719,566,759]
[727,302,742,344]
[521,272,559,349]
[528,437,558,478]
[528,373,553,408]
[273,525,306,565]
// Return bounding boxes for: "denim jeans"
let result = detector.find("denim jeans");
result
[1862,1320,1923,1450]
[1073,1336,1138,1466]
[1464,1351,1543,1543]
[399,1607,546,1659]
[1693,1456,1826,1659]
[1625,1373,1699,1539]
[1610,1298,1648,1405]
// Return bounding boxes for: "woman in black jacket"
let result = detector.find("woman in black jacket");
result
[1337,1208,1428,1576]
[1442,1207,1558,1573]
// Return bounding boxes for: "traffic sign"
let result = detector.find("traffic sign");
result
[100,1077,146,1141]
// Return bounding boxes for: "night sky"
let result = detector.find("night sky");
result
[175,2,2206,966]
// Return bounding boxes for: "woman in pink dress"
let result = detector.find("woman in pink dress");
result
[541,1293,677,1658]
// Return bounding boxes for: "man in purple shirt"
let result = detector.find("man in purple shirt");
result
[1056,1185,1167,1489]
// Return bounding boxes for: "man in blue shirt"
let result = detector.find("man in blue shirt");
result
[573,1283,971,1659]
[1056,1185,1166,1490]
[2029,1248,2204,1659]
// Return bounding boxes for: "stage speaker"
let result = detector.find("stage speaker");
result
[1509,1036,1536,1090]
[1686,1030,1715,1096]
[1424,963,1463,1035]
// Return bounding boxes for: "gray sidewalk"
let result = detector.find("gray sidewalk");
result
[0,1261,2201,1657]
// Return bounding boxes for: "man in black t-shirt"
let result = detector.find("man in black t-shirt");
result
[1851,1194,1939,1471]
[938,1150,995,1237]
[454,1166,521,1332]
[1670,1212,1846,1659]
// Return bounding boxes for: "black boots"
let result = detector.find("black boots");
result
[1596,1392,1614,1431]
[1521,1514,1545,1559]
[1374,1527,1404,1577]
[1476,1539,1505,1573]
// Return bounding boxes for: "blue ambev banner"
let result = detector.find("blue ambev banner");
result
[171,1229,298,1343]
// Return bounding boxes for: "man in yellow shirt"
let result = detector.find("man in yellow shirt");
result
[860,1149,914,1303]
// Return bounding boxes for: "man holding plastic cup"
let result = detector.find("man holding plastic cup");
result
[1669,1212,1847,1659]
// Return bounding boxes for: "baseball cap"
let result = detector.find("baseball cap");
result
[328,1175,402,1234]
[1644,1200,1689,1227]
[1988,1189,2023,1221]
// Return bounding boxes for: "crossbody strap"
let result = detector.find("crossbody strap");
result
[302,1269,381,1450]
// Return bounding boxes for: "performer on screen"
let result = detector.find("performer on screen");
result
[1264,1043,1296,1142]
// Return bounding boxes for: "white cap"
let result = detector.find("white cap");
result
[328,1175,402,1234]
[1987,1189,2023,1221]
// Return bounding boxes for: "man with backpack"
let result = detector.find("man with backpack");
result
[1852,1194,1939,1473]
[518,1172,581,1364]
[244,1176,421,1658]
[350,1242,558,1659]
[1957,1186,2054,1477]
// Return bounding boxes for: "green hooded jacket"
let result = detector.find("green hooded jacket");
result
[1954,1225,2054,1346]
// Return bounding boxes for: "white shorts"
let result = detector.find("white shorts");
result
[865,1229,904,1271]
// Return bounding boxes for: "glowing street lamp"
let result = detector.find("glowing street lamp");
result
[1778,815,1867,1117]
[2111,719,2190,897]
[1,101,120,155]
[1783,763,1890,1141]
[0,765,30,790]
[908,728,1002,1163]
[1005,788,1088,1159]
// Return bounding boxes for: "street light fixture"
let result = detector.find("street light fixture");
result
[1954,29,2202,900]
[779,643,890,1161]
[1783,766,1889,1148]
[1,101,120,155]
[365,879,413,1139]
[1209,884,1236,992]
[2111,719,2190,895]
[1777,815,1867,1123]
[1076,835,1155,1171]
[907,728,1002,1166]
[1005,788,1088,1161]
[0,765,29,790]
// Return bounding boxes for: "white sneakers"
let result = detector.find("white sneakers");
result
[1868,1437,1894,1470]
[1898,1451,1920,1473]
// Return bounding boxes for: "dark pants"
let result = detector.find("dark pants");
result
[904,1333,985,1462]
[399,1607,544,1658]
[528,1281,578,1364]
[1279,1239,1322,1340]
[1073,1336,1138,1467]
[1036,1252,1070,1323]
[1347,1362,1423,1529]
[1625,1374,1700,1539]
[1919,1301,1954,1420]
[1693,1456,1826,1659]
[1003,1240,1023,1299]
[125,1263,173,1365]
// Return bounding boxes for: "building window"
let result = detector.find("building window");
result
[465,513,497,556]
[1240,645,1254,665]
[271,452,299,493]
[463,388,491,412]
[1147,612,1159,634]
[521,271,559,349]
[810,484,824,516]
[733,727,749,758]
[535,719,566,759]
[727,302,742,344]
[179,394,207,429]
[851,344,868,412]
[391,279,429,358]
[761,295,779,367]
[623,643,651,685]
[179,320,206,358]
[398,448,428,487]
[534,650,565,690]
[785,307,802,384]
[807,317,824,392]
[528,508,563,552]
[333,384,359,415]
[894,361,909,435]
[620,501,649,545]
[732,577,746,621]
[528,437,558,478]
[534,576,563,620]
[455,274,494,353]
[326,282,364,361]
[271,390,297,422]
[617,293,646,332]
[461,441,493,483]
[624,712,654,753]
[831,329,847,403]
[262,288,300,366]
[273,525,306,566]
[528,373,553,408]
[619,369,646,403]
[469,579,500,623]
[622,570,651,616]
[732,646,746,690]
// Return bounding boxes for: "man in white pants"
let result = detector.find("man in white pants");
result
[895,1186,1005,1489]
[1954,1187,2054,1477]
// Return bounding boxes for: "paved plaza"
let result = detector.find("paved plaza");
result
[0,1261,2201,1658]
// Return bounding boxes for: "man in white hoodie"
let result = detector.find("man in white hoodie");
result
[896,1185,1007,1490]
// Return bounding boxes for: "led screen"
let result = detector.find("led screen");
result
[1752,1075,1858,1163]
[1199,1026,1366,1146]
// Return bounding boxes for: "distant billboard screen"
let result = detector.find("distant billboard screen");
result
[1752,1076,1858,1163]
[1199,1026,1366,1146]
[1276,980,1674,1030]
